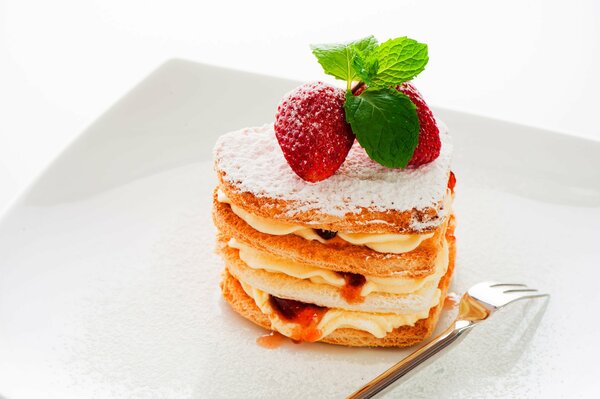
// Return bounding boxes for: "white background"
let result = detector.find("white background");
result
[1,0,599,211]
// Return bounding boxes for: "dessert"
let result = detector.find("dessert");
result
[213,36,456,347]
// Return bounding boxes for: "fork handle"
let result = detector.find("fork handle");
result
[347,320,475,399]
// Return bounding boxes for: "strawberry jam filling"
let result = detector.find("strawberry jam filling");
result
[268,295,327,342]
[337,272,367,303]
[448,171,456,193]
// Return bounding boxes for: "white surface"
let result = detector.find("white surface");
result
[1,0,600,211]
[0,60,599,399]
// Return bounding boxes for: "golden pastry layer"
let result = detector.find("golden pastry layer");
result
[213,190,451,278]
[213,125,454,234]
[227,238,448,296]
[216,172,451,234]
[220,241,445,314]
[218,190,435,254]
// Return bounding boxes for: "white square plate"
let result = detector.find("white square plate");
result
[1,60,599,398]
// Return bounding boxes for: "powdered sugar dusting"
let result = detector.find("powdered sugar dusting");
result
[214,123,452,219]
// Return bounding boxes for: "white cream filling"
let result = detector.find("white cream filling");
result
[229,238,448,296]
[218,190,433,253]
[239,280,440,339]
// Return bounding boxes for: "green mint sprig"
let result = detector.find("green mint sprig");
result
[311,36,428,168]
[310,36,378,90]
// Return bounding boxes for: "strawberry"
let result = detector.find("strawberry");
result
[396,82,441,166]
[274,82,355,182]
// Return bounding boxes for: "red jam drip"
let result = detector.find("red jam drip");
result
[448,171,456,193]
[337,272,367,303]
[256,331,287,349]
[268,295,327,342]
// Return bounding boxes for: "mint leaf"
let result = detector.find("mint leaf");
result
[311,36,378,87]
[352,35,378,55]
[370,37,428,86]
[352,48,378,84]
[344,88,420,168]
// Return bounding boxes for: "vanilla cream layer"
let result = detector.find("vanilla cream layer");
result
[229,238,448,296]
[218,190,433,254]
[239,280,440,339]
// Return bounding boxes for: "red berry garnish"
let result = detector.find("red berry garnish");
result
[274,82,355,182]
[396,82,441,167]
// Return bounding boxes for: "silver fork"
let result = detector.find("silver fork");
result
[347,281,549,399]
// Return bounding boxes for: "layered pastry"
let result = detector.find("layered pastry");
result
[212,35,456,347]
[213,124,455,346]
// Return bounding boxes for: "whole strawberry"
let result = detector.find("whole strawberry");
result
[396,82,441,167]
[274,82,355,182]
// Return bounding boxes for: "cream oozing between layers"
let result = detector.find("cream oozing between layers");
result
[228,236,449,338]
[239,280,440,339]
[217,190,434,254]
[217,188,450,339]
[229,238,449,297]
